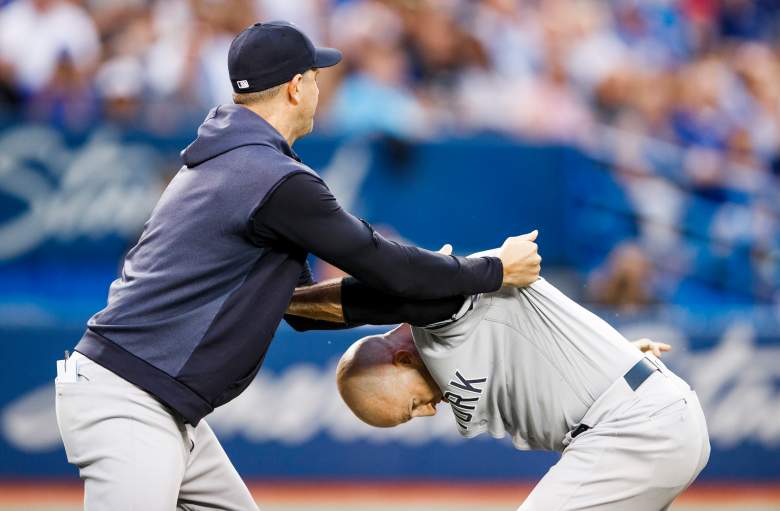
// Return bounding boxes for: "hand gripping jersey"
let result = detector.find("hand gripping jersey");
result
[411,277,643,452]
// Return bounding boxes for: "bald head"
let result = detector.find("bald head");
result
[337,336,398,427]
[336,326,443,428]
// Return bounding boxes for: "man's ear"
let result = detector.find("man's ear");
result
[287,74,303,105]
[393,349,421,368]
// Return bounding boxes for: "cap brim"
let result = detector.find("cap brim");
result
[313,47,342,68]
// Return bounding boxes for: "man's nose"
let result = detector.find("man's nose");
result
[414,403,437,417]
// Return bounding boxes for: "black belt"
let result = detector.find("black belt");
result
[570,358,660,439]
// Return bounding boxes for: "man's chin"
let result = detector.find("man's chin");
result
[307,120,315,135]
[291,123,313,144]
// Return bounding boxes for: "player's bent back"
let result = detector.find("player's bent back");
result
[411,277,710,509]
[412,278,647,450]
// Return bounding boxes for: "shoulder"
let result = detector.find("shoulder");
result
[231,145,321,181]
[411,312,472,358]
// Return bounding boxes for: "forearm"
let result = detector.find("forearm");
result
[286,278,345,323]
[333,235,502,299]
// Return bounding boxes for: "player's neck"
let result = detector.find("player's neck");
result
[244,104,298,146]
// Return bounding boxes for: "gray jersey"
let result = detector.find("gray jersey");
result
[411,277,643,452]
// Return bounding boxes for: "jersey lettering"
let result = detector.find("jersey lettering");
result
[444,392,478,410]
[451,371,487,394]
[451,406,473,429]
[446,370,488,430]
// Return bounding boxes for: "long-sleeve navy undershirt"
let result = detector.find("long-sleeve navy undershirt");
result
[341,276,467,327]
[251,172,487,330]
[252,172,502,299]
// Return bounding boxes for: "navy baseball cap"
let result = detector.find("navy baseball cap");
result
[228,21,342,94]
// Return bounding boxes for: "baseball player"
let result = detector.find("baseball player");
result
[54,22,543,511]
[286,248,711,510]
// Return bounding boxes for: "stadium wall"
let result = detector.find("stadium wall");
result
[0,123,777,482]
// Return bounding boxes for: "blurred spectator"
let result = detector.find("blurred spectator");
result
[671,57,737,150]
[468,0,541,82]
[325,0,426,138]
[0,0,99,95]
[256,0,328,44]
[146,0,253,108]
[95,56,145,126]
[588,242,658,312]
[26,51,100,133]
[326,40,427,138]
[510,39,594,144]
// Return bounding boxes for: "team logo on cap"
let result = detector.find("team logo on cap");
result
[237,80,249,89]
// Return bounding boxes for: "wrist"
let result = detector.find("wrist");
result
[490,256,504,291]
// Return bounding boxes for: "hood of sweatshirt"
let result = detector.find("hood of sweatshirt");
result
[180,104,300,167]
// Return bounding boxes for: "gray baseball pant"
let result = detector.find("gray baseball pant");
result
[55,352,259,511]
[518,359,711,511]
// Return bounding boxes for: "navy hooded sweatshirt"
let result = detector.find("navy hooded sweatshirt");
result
[75,105,502,425]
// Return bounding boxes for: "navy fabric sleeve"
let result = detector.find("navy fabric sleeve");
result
[283,314,350,331]
[341,277,466,327]
[251,172,503,300]
[297,261,314,286]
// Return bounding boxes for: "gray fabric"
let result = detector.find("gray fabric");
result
[55,353,259,511]
[412,278,644,452]
[412,269,710,509]
[518,371,710,510]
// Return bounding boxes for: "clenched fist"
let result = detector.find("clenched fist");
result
[498,230,542,287]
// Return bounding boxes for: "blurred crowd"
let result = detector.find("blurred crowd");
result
[2,0,780,141]
[0,0,779,306]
